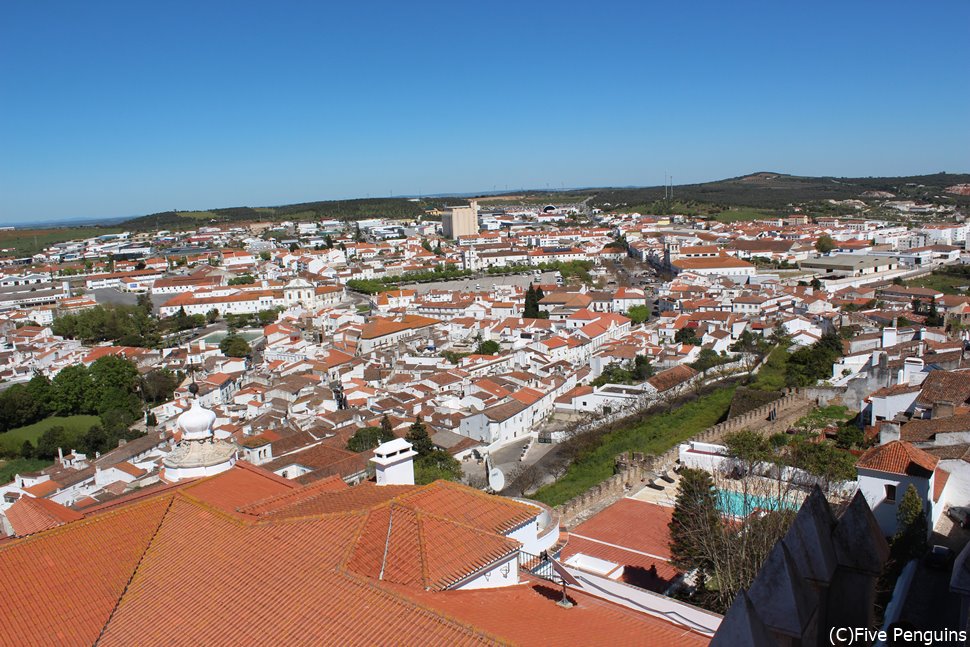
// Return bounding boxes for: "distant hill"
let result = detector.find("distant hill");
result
[121,197,455,231]
[581,172,970,212]
[117,171,970,230]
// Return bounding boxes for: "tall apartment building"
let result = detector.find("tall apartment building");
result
[441,200,479,239]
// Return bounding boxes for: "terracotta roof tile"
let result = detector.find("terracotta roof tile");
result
[4,496,84,537]
[856,440,939,476]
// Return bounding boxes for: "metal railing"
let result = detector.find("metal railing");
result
[518,550,560,583]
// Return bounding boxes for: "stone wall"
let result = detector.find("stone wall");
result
[555,389,810,528]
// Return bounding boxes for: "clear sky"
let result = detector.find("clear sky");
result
[1,1,968,223]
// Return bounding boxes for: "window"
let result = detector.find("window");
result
[885,484,897,503]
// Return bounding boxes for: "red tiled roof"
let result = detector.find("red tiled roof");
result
[935,468,950,503]
[571,499,674,560]
[0,494,174,646]
[390,579,710,647]
[22,479,60,497]
[4,496,84,537]
[0,464,702,646]
[856,440,939,476]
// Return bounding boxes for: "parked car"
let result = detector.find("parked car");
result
[925,545,955,570]
[947,506,970,528]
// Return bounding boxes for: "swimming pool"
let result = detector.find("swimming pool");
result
[716,488,798,517]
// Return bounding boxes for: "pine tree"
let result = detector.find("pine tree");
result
[380,413,395,442]
[405,416,433,455]
[891,484,928,561]
[668,468,719,573]
[524,284,539,318]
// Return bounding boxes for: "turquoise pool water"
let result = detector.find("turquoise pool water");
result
[716,488,798,517]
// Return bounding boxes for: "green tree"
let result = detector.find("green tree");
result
[476,339,500,355]
[81,424,109,454]
[324,234,334,249]
[675,326,701,345]
[228,274,255,285]
[145,411,158,427]
[347,427,387,452]
[136,292,154,313]
[141,369,178,404]
[414,449,462,485]
[891,484,928,561]
[835,424,864,450]
[50,364,95,416]
[524,283,541,318]
[36,425,68,460]
[88,356,141,416]
[815,235,836,253]
[590,362,633,387]
[668,468,719,573]
[627,305,650,324]
[257,309,279,326]
[380,414,394,439]
[631,354,655,381]
[405,416,434,456]
[259,251,271,261]
[723,429,771,470]
[25,374,53,420]
[220,334,252,358]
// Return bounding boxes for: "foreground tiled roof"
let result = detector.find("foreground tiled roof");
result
[856,440,939,476]
[0,464,706,645]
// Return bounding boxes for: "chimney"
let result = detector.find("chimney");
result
[933,401,955,420]
[57,447,63,464]
[881,326,897,349]
[370,438,417,486]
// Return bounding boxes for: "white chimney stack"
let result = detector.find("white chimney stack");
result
[371,438,417,486]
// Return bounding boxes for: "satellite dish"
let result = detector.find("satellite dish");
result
[488,467,506,492]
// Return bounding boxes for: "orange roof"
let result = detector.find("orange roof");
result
[360,314,439,339]
[392,579,709,647]
[23,479,60,497]
[0,463,701,645]
[4,496,84,537]
[113,461,147,478]
[856,440,939,476]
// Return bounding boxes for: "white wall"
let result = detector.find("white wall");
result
[453,553,519,590]
[858,467,933,537]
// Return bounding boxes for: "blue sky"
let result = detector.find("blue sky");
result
[1,1,968,223]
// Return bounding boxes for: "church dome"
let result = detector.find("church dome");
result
[178,399,217,442]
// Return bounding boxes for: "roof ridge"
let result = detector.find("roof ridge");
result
[415,510,431,590]
[94,492,178,645]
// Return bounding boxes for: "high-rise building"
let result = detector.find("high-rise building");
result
[441,199,478,239]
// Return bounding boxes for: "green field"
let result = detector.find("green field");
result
[748,346,790,392]
[533,387,736,507]
[0,415,101,453]
[906,272,970,296]
[0,458,50,483]
[0,226,123,256]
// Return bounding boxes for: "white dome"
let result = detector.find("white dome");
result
[178,400,217,441]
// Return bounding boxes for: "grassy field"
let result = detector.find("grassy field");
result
[0,458,49,484]
[533,387,737,507]
[748,346,790,392]
[0,226,123,256]
[713,208,775,223]
[0,415,101,453]
[906,272,970,296]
